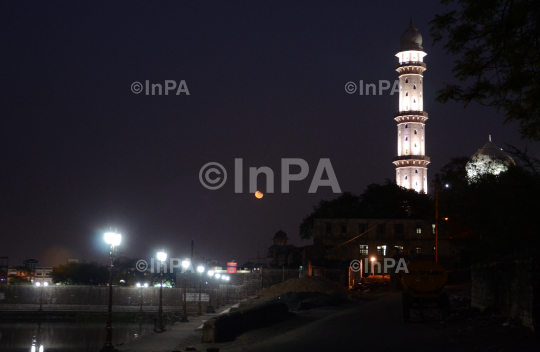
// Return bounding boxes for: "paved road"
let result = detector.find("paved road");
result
[219,293,539,352]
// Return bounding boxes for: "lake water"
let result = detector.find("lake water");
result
[0,321,155,352]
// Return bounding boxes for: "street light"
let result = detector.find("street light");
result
[197,265,204,315]
[181,259,190,322]
[36,281,48,311]
[223,275,230,304]
[206,270,216,313]
[101,230,121,352]
[136,283,148,312]
[156,250,167,332]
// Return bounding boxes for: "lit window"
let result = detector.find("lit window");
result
[415,246,422,254]
[416,226,422,234]
[359,245,369,255]
[395,246,404,253]
[432,224,436,234]
[377,245,387,256]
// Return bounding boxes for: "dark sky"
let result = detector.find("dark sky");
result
[1,1,535,267]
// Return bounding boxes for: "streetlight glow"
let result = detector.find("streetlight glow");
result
[215,273,221,279]
[36,282,41,286]
[157,251,167,262]
[197,265,205,273]
[182,259,190,269]
[207,270,214,276]
[370,257,376,262]
[44,282,48,287]
[104,232,121,246]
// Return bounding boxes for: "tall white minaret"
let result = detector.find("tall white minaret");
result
[393,20,430,193]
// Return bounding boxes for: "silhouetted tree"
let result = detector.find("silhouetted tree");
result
[431,0,540,140]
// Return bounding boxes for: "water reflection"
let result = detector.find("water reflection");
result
[0,321,154,352]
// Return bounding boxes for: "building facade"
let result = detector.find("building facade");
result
[313,218,455,264]
[393,21,430,193]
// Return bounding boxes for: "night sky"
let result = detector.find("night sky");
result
[1,1,534,268]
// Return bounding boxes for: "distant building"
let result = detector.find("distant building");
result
[67,259,79,264]
[466,136,515,181]
[267,230,295,267]
[23,259,39,271]
[313,218,456,264]
[34,267,53,285]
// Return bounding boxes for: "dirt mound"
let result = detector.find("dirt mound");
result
[255,276,348,298]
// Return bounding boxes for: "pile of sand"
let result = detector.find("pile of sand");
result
[255,276,347,298]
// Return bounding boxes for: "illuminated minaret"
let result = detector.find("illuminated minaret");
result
[393,20,429,193]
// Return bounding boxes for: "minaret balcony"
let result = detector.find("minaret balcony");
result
[394,111,428,123]
[392,155,431,167]
[396,61,426,69]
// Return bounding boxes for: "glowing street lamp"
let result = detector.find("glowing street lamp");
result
[136,282,148,312]
[180,259,190,322]
[101,230,121,352]
[197,265,205,315]
[36,281,48,311]
[206,269,216,313]
[156,250,167,332]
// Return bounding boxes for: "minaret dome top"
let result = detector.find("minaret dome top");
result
[400,19,423,51]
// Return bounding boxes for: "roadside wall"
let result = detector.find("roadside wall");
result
[0,285,231,308]
[471,256,539,331]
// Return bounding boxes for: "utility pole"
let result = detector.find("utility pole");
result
[434,174,439,264]
[190,240,194,264]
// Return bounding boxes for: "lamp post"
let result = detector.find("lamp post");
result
[156,251,167,332]
[136,283,148,312]
[197,265,204,315]
[215,273,221,309]
[101,230,121,352]
[206,270,215,313]
[36,281,48,311]
[181,259,190,322]
[434,174,439,263]
[225,275,230,304]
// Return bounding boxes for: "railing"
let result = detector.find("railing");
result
[395,110,428,117]
[396,61,426,68]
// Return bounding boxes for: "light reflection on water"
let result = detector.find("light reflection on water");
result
[0,321,155,352]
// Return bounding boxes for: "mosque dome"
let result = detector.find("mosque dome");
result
[466,137,515,180]
[400,20,423,51]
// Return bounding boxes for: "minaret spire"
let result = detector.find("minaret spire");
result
[393,22,430,193]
